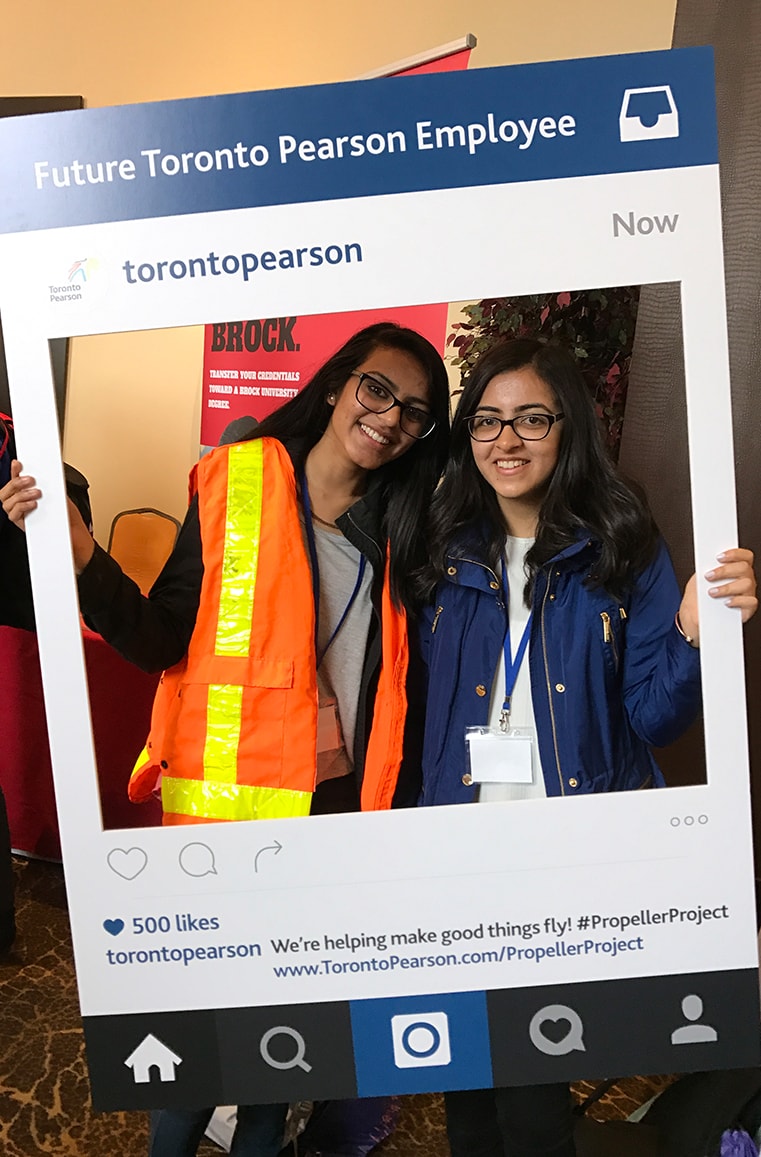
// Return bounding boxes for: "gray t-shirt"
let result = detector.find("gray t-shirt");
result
[311,522,373,783]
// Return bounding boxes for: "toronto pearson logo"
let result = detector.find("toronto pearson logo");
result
[49,257,100,303]
[67,257,99,283]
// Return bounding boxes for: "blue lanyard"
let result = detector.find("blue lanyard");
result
[300,471,367,669]
[500,558,532,731]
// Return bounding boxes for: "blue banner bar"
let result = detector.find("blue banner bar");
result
[0,48,717,234]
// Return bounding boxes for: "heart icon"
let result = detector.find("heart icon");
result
[107,847,148,880]
[529,1003,585,1056]
[103,918,125,936]
[539,1017,572,1044]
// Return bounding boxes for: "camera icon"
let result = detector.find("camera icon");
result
[390,1012,451,1069]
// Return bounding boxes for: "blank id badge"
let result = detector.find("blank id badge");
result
[465,725,535,784]
[317,702,342,753]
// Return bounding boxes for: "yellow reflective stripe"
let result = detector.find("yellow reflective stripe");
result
[204,441,263,788]
[162,776,312,821]
[132,745,150,774]
[216,440,263,657]
[202,684,243,785]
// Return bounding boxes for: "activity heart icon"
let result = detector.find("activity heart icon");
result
[107,847,148,880]
[538,1016,572,1044]
[103,918,125,936]
[528,1003,585,1056]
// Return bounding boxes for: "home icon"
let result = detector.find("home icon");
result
[124,1033,183,1083]
[619,85,680,142]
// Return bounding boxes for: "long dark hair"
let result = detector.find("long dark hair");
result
[420,338,658,603]
[251,322,450,609]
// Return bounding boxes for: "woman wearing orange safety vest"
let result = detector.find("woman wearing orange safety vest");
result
[1,322,450,1157]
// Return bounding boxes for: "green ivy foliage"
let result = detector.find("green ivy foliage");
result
[448,286,640,459]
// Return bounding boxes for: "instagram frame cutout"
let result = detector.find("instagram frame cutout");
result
[0,49,757,1108]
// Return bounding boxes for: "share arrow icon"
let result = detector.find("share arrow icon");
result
[254,840,283,873]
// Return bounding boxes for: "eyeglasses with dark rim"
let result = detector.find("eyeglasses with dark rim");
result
[350,372,437,440]
[464,411,565,442]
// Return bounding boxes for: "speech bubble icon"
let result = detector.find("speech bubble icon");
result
[179,842,217,878]
[528,1004,585,1057]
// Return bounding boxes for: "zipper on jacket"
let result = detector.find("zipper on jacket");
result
[600,610,620,668]
[345,511,383,569]
[431,606,444,634]
[619,606,628,621]
[540,570,564,795]
[455,555,501,588]
[447,555,504,610]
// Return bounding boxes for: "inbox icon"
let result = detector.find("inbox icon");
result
[619,86,679,142]
[391,1012,451,1069]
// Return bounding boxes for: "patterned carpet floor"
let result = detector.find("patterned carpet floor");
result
[0,857,672,1156]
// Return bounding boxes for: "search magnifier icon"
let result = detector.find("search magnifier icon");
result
[259,1026,312,1072]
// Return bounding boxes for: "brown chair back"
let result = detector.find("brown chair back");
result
[107,508,181,596]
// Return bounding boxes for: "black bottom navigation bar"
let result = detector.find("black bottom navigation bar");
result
[83,969,761,1110]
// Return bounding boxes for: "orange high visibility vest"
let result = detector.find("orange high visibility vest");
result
[129,438,409,824]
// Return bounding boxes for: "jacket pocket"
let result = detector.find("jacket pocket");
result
[169,657,298,788]
[189,654,294,689]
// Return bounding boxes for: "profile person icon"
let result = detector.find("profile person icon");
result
[670,994,718,1045]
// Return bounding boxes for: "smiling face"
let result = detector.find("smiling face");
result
[469,365,562,536]
[325,345,432,473]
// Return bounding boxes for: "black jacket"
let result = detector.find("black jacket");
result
[0,416,92,631]
[77,436,423,812]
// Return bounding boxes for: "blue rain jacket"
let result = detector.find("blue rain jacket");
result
[419,532,702,804]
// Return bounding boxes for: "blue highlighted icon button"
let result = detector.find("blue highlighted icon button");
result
[350,991,492,1097]
[391,1012,451,1068]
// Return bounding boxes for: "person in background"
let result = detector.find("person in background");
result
[414,338,757,1157]
[0,414,93,952]
[1,322,450,1157]
[0,413,18,950]
[0,413,92,631]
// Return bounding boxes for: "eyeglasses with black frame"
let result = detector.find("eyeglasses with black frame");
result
[464,411,565,442]
[350,371,437,440]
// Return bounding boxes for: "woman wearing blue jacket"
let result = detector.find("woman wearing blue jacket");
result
[415,338,757,1157]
